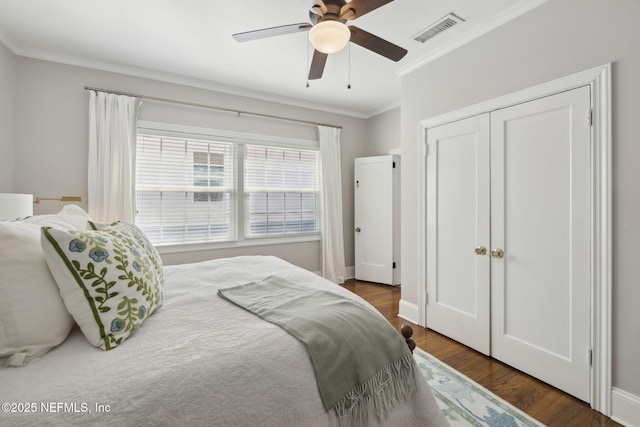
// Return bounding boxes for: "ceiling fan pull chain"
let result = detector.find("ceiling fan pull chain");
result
[306,39,311,88]
[347,43,352,89]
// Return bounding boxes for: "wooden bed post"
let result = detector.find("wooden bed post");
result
[400,324,416,353]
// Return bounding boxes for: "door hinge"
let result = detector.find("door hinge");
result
[588,109,593,126]
[393,262,396,269]
[588,348,593,366]
[393,161,396,168]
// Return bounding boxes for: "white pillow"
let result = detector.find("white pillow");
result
[0,205,92,366]
[21,204,92,230]
[41,221,163,351]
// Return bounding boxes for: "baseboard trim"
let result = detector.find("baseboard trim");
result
[314,266,354,281]
[612,388,640,427]
[398,299,419,325]
[345,265,355,280]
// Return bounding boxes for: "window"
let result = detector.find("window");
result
[193,151,224,202]
[135,134,235,245]
[135,123,320,248]
[245,145,319,237]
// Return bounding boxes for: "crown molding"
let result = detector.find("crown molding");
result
[367,99,401,118]
[6,42,371,120]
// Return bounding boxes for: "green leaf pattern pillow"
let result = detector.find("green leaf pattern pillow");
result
[41,222,163,350]
[88,220,164,286]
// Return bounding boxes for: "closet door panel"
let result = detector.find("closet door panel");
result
[490,85,591,401]
[426,114,490,355]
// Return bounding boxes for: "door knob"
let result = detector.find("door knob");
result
[474,246,487,256]
[491,248,505,259]
[355,227,361,232]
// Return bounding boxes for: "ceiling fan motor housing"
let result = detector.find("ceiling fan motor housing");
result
[311,0,355,23]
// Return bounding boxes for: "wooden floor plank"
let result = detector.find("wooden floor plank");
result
[342,279,621,427]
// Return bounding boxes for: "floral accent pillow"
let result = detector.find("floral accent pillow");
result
[41,222,163,351]
[88,220,164,286]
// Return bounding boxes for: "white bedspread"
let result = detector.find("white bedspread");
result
[0,256,448,427]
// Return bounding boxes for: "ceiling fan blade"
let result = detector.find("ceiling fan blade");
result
[308,49,328,80]
[340,0,394,20]
[233,23,312,42]
[348,26,407,62]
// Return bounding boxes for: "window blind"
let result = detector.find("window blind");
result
[244,145,319,237]
[136,134,235,244]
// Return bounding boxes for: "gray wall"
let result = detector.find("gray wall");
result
[0,41,15,191]
[6,54,371,272]
[366,107,401,155]
[401,0,640,397]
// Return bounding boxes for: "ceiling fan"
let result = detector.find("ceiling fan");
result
[232,0,408,80]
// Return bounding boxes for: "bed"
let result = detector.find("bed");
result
[0,207,447,427]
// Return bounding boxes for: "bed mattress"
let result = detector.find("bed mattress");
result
[0,255,447,427]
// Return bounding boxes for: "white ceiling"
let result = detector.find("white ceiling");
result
[0,0,546,118]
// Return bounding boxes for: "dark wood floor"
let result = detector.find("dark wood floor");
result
[342,279,620,427]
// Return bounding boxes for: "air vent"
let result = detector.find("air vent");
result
[412,13,465,44]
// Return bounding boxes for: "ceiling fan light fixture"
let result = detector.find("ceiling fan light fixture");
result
[309,20,350,54]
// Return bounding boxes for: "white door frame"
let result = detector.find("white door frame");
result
[417,63,612,414]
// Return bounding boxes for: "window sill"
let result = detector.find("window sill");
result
[155,233,321,254]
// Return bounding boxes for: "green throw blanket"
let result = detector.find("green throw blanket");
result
[217,275,417,427]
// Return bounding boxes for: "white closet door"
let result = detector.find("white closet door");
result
[354,155,394,284]
[426,114,491,355]
[490,85,591,401]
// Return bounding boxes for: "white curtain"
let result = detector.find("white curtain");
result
[88,91,140,222]
[318,126,346,284]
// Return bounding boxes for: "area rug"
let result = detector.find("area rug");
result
[414,347,546,426]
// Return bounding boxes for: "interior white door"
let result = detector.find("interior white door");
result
[425,115,491,355]
[490,85,592,401]
[354,155,394,284]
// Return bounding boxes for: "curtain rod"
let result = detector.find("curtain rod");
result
[83,86,342,129]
